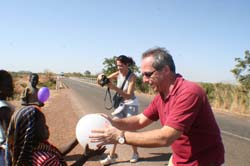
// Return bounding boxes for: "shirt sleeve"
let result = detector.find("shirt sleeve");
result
[143,96,160,121]
[165,92,202,133]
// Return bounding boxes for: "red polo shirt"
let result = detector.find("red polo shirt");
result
[143,75,224,166]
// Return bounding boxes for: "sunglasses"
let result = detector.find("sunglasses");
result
[142,70,156,78]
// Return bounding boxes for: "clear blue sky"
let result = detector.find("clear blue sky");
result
[1,0,249,83]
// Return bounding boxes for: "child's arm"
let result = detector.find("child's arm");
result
[59,138,78,156]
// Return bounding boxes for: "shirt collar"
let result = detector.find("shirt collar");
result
[163,74,184,101]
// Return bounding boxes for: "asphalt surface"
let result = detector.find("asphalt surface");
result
[62,78,250,166]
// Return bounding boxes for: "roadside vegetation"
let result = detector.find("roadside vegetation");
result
[200,82,249,115]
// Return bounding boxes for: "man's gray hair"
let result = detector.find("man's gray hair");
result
[142,47,176,73]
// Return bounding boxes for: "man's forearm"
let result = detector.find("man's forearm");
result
[124,126,182,147]
[124,129,169,147]
[113,115,142,131]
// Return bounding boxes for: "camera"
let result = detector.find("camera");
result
[99,75,110,87]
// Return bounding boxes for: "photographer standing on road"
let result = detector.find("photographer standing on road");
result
[92,47,225,166]
[97,55,140,165]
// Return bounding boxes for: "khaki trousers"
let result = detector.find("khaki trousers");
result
[168,155,174,166]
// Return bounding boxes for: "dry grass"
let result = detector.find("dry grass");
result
[206,83,250,116]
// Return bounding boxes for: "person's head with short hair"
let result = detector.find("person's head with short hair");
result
[0,70,14,100]
[142,47,175,73]
[141,47,176,94]
[29,73,39,88]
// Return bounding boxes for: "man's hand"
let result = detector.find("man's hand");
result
[89,124,122,147]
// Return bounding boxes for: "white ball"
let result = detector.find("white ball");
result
[75,114,113,150]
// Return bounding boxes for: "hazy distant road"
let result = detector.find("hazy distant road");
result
[62,78,250,166]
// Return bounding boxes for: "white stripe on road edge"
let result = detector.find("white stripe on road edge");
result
[221,130,250,142]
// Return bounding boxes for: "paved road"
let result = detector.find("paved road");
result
[63,78,250,166]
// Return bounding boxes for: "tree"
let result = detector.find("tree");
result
[84,70,91,76]
[102,56,117,75]
[231,50,250,89]
[102,56,140,75]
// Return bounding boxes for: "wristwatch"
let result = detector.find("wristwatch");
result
[117,131,126,144]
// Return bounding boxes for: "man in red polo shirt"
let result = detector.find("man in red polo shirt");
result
[90,47,225,166]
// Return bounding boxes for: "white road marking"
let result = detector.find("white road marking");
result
[221,130,250,142]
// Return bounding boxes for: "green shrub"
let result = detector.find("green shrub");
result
[199,82,215,102]
[136,76,150,93]
[39,79,56,90]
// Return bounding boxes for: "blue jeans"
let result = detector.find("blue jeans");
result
[113,104,139,119]
[0,149,5,166]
